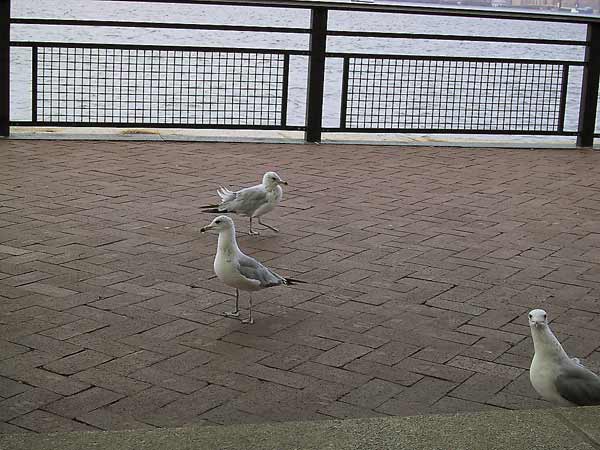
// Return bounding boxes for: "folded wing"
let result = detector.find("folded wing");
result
[555,363,600,406]
[237,254,287,288]
[218,185,268,216]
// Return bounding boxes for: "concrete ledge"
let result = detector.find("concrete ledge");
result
[2,407,599,450]
[7,126,599,149]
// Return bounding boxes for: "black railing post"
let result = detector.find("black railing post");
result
[305,7,327,143]
[576,23,600,148]
[0,0,10,137]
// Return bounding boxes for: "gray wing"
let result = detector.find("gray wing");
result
[237,254,286,288]
[225,185,268,216]
[555,363,600,406]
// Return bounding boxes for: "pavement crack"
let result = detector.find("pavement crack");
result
[552,409,600,450]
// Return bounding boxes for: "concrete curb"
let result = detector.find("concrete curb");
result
[1,407,599,450]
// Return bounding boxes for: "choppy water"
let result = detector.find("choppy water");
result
[9,0,599,136]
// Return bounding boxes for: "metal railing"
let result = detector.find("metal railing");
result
[1,0,599,146]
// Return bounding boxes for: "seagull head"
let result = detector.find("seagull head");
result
[262,171,288,188]
[528,309,548,329]
[200,215,234,233]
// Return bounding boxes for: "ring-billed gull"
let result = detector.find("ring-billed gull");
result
[200,215,304,324]
[200,171,287,235]
[529,309,600,406]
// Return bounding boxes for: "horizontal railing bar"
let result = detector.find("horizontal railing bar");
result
[11,21,586,47]
[323,127,578,136]
[10,121,306,131]
[10,41,310,55]
[10,18,310,34]
[328,30,587,46]
[96,0,600,25]
[325,52,584,66]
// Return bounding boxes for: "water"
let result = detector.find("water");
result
[9,0,598,136]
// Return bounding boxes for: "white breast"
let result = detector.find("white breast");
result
[530,355,573,406]
[252,187,282,218]
[214,253,261,291]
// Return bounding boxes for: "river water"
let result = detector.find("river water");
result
[9,0,599,139]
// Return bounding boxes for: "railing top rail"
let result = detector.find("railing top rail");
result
[10,18,587,47]
[10,18,310,34]
[95,0,600,25]
[10,40,310,54]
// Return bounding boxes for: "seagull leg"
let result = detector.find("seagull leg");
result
[224,289,240,318]
[248,217,260,236]
[242,294,254,324]
[258,218,279,233]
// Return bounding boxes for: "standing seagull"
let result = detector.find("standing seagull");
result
[529,309,600,406]
[201,215,304,324]
[200,172,287,235]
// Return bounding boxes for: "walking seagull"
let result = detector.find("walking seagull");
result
[529,309,600,406]
[200,215,304,324]
[200,172,287,235]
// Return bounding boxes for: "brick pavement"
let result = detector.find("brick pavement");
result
[1,139,599,433]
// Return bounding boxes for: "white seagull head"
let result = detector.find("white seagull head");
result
[528,309,548,329]
[262,171,288,188]
[201,215,235,233]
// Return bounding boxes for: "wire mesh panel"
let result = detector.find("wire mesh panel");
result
[34,45,289,128]
[341,57,568,133]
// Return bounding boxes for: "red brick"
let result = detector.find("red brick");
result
[362,341,420,366]
[447,356,524,380]
[44,387,125,419]
[77,408,155,431]
[0,388,61,422]
[40,319,106,340]
[13,334,82,357]
[96,350,167,375]
[313,343,372,368]
[345,358,423,386]
[260,345,323,371]
[450,373,513,403]
[293,361,370,387]
[10,410,97,433]
[339,378,405,409]
[0,376,30,398]
[395,357,473,383]
[72,368,151,395]
[107,386,183,416]
[150,384,239,420]
[236,363,314,389]
[376,377,458,415]
[130,367,207,394]
[318,401,388,419]
[150,349,213,374]
[43,350,113,375]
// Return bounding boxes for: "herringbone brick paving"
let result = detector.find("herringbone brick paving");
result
[1,139,599,432]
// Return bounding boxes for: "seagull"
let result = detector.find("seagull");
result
[529,308,600,406]
[200,215,304,324]
[200,172,287,235]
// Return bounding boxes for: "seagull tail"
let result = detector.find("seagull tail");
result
[285,277,307,285]
[217,187,235,202]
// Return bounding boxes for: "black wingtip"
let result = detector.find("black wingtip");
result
[285,278,307,285]
[200,208,224,213]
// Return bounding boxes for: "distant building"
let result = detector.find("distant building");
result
[512,0,600,10]
[511,0,553,7]
[559,0,600,11]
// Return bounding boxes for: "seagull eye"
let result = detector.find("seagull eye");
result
[543,313,547,319]
[528,314,532,319]
[215,220,221,224]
